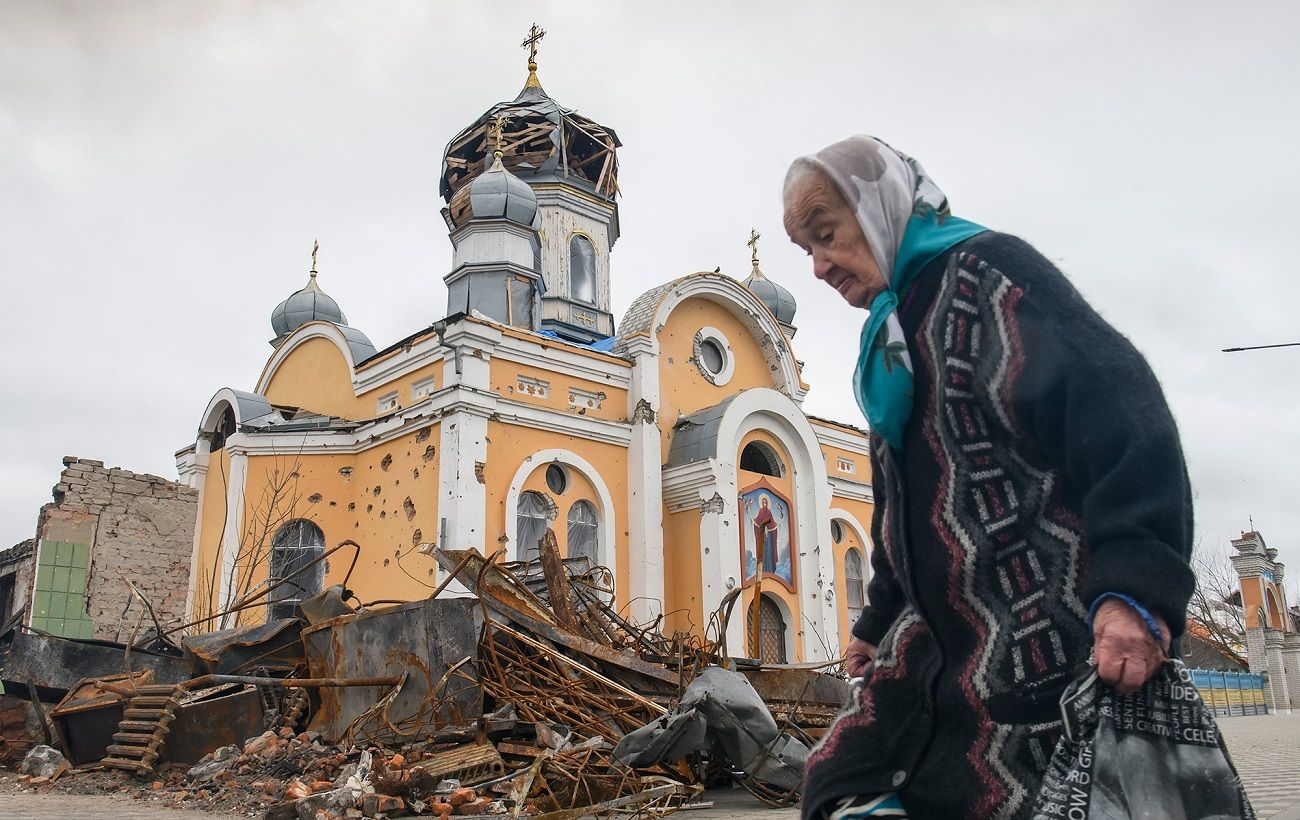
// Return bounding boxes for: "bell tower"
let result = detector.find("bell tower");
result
[440,25,621,343]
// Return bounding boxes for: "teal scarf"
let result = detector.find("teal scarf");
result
[852,214,987,451]
[790,135,986,451]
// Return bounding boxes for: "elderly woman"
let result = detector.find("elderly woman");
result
[784,136,1194,820]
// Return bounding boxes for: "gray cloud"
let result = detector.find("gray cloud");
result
[2,1,1297,579]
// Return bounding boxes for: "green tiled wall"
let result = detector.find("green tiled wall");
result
[29,540,93,639]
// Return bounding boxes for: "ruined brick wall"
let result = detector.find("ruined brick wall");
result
[39,457,198,642]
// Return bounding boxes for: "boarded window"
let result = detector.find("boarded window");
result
[517,491,550,561]
[845,547,866,612]
[567,500,599,565]
[269,520,325,621]
[569,235,597,304]
[755,595,788,663]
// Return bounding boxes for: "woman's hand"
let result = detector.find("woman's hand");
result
[845,637,877,678]
[1092,599,1171,695]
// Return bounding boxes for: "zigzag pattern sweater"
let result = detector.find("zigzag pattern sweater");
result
[803,233,1195,820]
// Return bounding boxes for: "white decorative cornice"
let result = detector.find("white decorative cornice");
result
[812,422,872,456]
[828,476,875,503]
[492,397,632,447]
[661,460,721,512]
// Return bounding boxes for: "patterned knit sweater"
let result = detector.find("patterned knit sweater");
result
[802,233,1195,820]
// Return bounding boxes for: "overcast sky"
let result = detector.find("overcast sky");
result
[2,2,1297,584]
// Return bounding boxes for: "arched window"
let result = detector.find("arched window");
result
[567,500,599,565]
[754,594,788,663]
[845,547,866,612]
[268,519,325,620]
[740,441,784,477]
[569,235,597,304]
[210,405,237,453]
[516,490,551,561]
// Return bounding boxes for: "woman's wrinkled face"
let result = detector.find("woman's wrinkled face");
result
[783,169,885,309]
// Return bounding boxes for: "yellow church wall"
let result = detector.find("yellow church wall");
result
[736,429,803,663]
[482,421,630,605]
[355,361,444,417]
[662,507,704,639]
[191,422,443,629]
[656,297,779,452]
[261,335,364,420]
[489,360,627,423]
[191,447,232,625]
[344,426,443,603]
[829,506,869,652]
[828,495,874,653]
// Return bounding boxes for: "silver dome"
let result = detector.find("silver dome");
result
[468,154,538,225]
[271,273,347,338]
[744,267,797,325]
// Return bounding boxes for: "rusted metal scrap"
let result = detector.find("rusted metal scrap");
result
[477,619,666,746]
[436,547,680,694]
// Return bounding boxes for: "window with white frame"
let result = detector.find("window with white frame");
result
[376,392,399,413]
[269,520,326,620]
[845,547,866,612]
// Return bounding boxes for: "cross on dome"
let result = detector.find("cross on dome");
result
[521,23,546,89]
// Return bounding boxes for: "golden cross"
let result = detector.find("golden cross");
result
[490,113,509,155]
[748,228,761,266]
[521,23,546,65]
[310,239,319,276]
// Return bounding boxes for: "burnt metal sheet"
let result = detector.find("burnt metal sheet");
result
[301,597,483,744]
[741,667,850,706]
[183,619,305,675]
[160,686,263,765]
[0,629,194,699]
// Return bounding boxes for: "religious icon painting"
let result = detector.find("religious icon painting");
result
[739,478,796,591]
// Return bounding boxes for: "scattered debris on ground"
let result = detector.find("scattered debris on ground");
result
[0,532,848,817]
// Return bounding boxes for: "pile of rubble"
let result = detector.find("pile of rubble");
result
[0,533,848,818]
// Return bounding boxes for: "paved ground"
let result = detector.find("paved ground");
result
[0,791,249,819]
[1220,712,1300,819]
[0,715,1295,818]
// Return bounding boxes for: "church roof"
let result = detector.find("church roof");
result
[271,272,346,339]
[440,81,621,228]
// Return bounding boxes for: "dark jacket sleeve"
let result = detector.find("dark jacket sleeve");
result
[851,447,908,645]
[981,235,1195,637]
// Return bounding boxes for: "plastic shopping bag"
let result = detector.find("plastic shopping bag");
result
[1031,659,1254,820]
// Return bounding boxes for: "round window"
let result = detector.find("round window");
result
[545,464,568,495]
[699,339,725,375]
[830,520,844,544]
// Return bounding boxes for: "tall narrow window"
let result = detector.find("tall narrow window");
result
[755,594,788,663]
[269,520,325,620]
[567,500,599,565]
[845,547,866,612]
[569,235,596,304]
[516,491,550,561]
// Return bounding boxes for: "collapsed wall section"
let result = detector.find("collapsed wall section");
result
[26,456,198,642]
